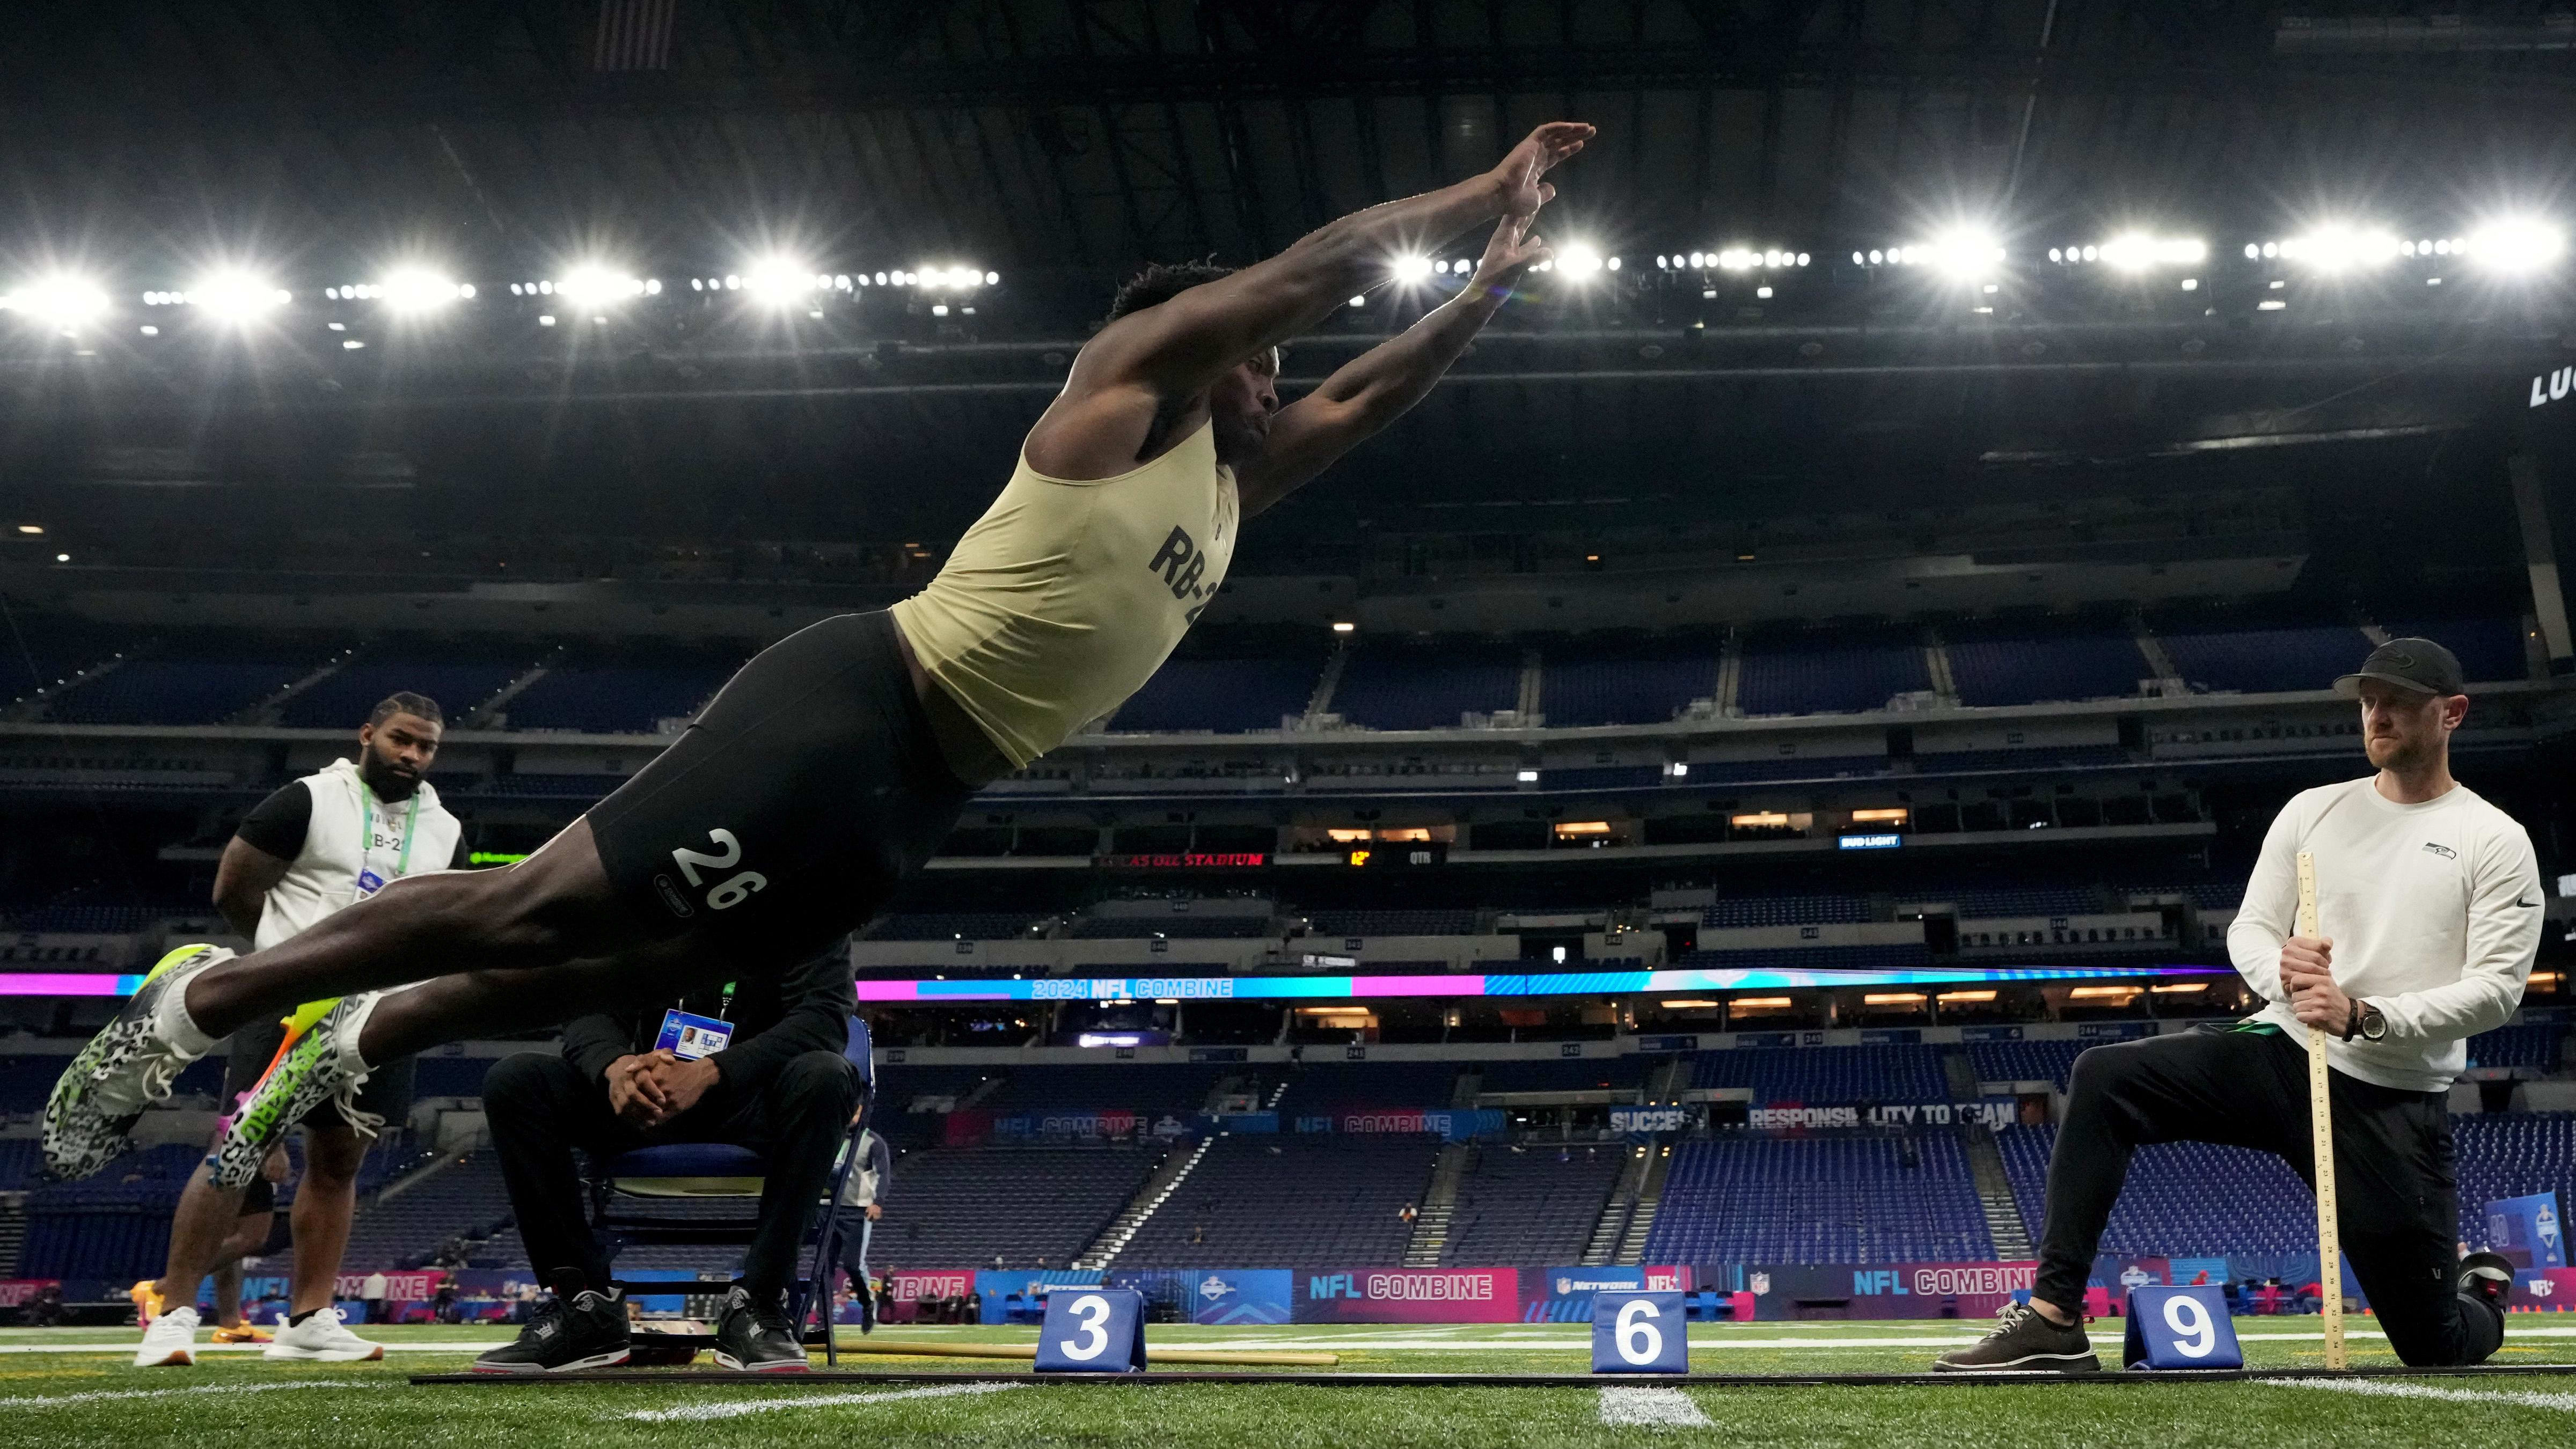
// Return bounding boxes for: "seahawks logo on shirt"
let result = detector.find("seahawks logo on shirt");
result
[2422,841,2457,860]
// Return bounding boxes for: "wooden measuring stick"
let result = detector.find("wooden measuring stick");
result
[2296,850,2348,1371]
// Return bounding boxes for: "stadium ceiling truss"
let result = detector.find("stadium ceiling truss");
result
[8,2,2576,275]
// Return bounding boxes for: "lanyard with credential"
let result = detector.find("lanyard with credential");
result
[355,784,419,897]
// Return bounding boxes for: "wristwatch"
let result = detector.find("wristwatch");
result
[2342,999,2387,1043]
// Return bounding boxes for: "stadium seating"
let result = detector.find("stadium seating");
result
[1110,654,1321,733]
[340,1151,515,1270]
[1439,1144,1628,1264]
[970,1063,1231,1113]
[1937,885,2103,918]
[503,650,745,733]
[860,912,1054,941]
[49,656,326,725]
[1965,1039,2087,1088]
[1304,909,1482,938]
[1330,638,1523,730]
[1942,619,2148,707]
[281,650,532,728]
[0,614,131,704]
[1677,944,1933,973]
[1539,639,1722,727]
[2151,618,2370,694]
[1115,1133,1439,1268]
[1703,895,1871,928]
[1067,914,1274,940]
[2454,1113,2576,1247]
[1996,1124,2317,1253]
[868,1144,1162,1269]
[1644,1135,1994,1263]
[1736,631,1931,716]
[2464,1024,2566,1074]
[1689,1044,1950,1102]
[1271,1062,1466,1116]
[1683,755,1887,785]
[2380,616,2530,685]
[1474,1057,1648,1094]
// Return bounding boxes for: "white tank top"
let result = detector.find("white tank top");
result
[255,759,464,950]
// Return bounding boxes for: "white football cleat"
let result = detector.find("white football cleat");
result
[135,1304,201,1367]
[262,1306,385,1362]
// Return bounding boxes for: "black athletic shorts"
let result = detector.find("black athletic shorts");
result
[224,1014,418,1134]
[587,610,975,960]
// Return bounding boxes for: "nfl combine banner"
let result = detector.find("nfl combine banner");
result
[1296,1268,1521,1323]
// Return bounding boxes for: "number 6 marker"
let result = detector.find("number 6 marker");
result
[1591,1291,1689,1374]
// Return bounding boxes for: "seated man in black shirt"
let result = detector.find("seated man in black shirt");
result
[470,952,859,1374]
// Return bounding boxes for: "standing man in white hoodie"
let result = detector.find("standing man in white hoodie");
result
[1937,637,2541,1372]
[134,692,467,1367]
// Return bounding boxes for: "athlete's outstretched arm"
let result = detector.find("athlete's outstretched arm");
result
[1079,122,1591,401]
[1237,210,1552,518]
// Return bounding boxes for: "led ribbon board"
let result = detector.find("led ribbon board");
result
[0,962,2229,1002]
[852,963,2229,1004]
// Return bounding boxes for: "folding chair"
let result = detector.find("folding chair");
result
[591,1016,874,1366]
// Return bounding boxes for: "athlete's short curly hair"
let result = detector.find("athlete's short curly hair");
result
[369,692,443,728]
[1104,260,1281,375]
[1106,259,1236,325]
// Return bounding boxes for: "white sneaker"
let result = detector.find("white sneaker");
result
[262,1306,385,1363]
[135,1305,200,1367]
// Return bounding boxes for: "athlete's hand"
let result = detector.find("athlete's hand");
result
[262,1144,291,1184]
[1471,210,1552,290]
[605,1053,671,1126]
[866,1203,883,1221]
[1488,122,1593,217]
[2280,935,2333,978]
[638,1051,721,1124]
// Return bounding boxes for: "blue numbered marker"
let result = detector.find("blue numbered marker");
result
[1591,1291,1689,1374]
[1035,1287,1147,1373]
[2123,1285,2242,1370]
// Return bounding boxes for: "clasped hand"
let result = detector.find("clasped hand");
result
[605,1050,720,1130]
[2279,935,2354,1032]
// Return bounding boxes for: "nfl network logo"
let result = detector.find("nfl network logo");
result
[1198,1275,1234,1301]
[1749,1274,1771,1296]
[1556,1278,1573,1294]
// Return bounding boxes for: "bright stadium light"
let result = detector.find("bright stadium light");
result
[2465,217,2567,274]
[188,269,290,320]
[1926,229,2004,279]
[2094,234,2206,271]
[1,273,112,328]
[919,265,984,290]
[1391,253,1435,284]
[379,268,465,312]
[553,265,644,307]
[743,257,817,304]
[1555,243,1605,280]
[2279,224,2400,273]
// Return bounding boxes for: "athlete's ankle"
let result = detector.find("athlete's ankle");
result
[171,974,231,1050]
[2028,1297,2079,1327]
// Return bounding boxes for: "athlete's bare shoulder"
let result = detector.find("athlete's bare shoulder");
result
[1021,320,1204,481]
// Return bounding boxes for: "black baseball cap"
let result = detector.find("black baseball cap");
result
[2333,637,2465,698]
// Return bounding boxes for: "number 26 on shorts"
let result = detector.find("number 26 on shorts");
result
[670,828,768,912]
[1035,1287,1146,1372]
[2122,1285,2242,1370]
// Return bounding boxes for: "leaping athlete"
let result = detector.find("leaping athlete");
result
[46,127,1598,1304]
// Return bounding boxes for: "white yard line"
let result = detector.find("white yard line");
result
[2264,1378,2576,1412]
[1,1380,376,1409]
[1597,1386,1713,1427]
[619,1381,1023,1422]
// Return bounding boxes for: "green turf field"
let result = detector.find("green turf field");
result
[4,1319,2572,1447]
